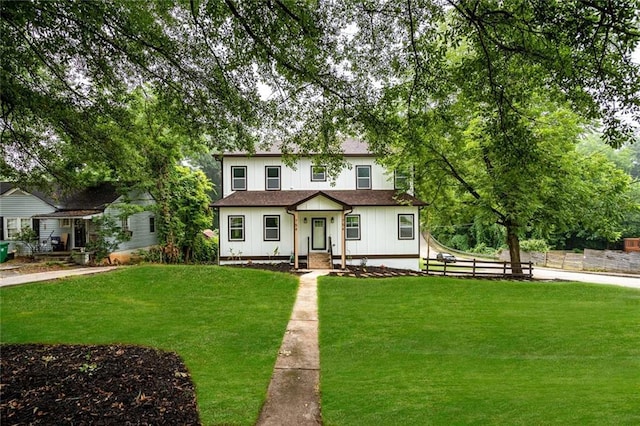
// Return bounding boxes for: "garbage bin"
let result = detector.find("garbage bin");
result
[0,242,9,263]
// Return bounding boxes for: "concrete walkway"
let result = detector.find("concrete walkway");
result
[0,266,118,287]
[256,270,327,426]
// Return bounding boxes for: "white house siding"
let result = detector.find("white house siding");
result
[219,204,422,270]
[220,207,294,262]
[344,206,422,270]
[104,194,157,252]
[223,157,395,194]
[0,191,55,252]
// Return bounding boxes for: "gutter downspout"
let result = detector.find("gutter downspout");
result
[341,208,352,269]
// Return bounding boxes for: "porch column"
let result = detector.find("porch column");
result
[293,211,299,269]
[341,211,346,269]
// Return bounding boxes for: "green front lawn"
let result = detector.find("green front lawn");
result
[0,265,299,425]
[319,276,640,425]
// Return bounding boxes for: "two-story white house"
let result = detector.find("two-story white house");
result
[212,139,426,270]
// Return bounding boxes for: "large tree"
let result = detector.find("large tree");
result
[1,0,332,187]
[316,1,640,272]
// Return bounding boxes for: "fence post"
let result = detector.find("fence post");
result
[443,260,447,276]
[503,261,507,277]
[473,258,476,277]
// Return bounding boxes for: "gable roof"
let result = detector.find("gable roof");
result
[212,190,427,209]
[0,182,57,207]
[34,183,123,218]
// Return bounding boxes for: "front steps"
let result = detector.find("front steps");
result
[307,252,332,269]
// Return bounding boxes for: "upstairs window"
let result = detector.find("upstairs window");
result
[345,215,361,240]
[149,217,156,233]
[264,215,280,241]
[394,170,410,190]
[231,166,247,191]
[356,165,371,189]
[229,216,245,241]
[266,166,281,190]
[398,214,414,240]
[311,165,327,182]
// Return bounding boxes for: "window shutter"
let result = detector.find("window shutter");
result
[0,217,3,240]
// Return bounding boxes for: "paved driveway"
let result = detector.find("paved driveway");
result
[533,267,640,289]
[0,267,118,288]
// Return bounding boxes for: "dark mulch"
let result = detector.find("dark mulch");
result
[232,261,424,278]
[1,344,200,426]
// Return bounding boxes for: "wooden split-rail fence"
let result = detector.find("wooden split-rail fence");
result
[422,257,533,279]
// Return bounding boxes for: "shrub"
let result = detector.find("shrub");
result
[190,234,217,264]
[520,239,550,253]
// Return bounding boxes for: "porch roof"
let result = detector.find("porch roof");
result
[212,190,427,209]
[33,210,103,219]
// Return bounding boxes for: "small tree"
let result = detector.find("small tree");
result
[85,215,131,263]
[12,226,39,258]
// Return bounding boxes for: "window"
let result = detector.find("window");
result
[121,217,132,236]
[265,166,281,190]
[121,217,130,232]
[149,217,156,233]
[398,214,415,240]
[231,166,247,191]
[394,170,410,190]
[345,215,360,240]
[311,165,326,182]
[6,218,31,239]
[229,215,245,241]
[264,215,280,241]
[356,165,371,189]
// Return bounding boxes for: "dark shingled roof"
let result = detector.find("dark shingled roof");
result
[212,190,427,208]
[2,181,122,213]
[224,138,373,157]
[56,182,121,210]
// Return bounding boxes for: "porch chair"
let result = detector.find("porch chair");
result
[60,233,69,251]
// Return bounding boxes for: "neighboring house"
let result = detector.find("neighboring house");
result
[0,182,157,261]
[212,139,426,270]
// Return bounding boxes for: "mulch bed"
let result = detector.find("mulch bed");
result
[1,344,200,425]
[231,262,424,278]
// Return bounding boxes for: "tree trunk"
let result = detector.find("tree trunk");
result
[506,224,523,277]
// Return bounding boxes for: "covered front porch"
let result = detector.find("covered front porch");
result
[32,210,102,252]
[287,192,352,270]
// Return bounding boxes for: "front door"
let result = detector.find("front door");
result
[311,218,326,251]
[74,219,86,248]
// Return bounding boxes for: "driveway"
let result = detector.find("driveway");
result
[420,234,640,289]
[0,266,118,288]
[533,267,640,289]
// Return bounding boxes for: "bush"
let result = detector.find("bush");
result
[469,243,500,256]
[520,239,550,253]
[191,234,217,264]
[136,246,164,263]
